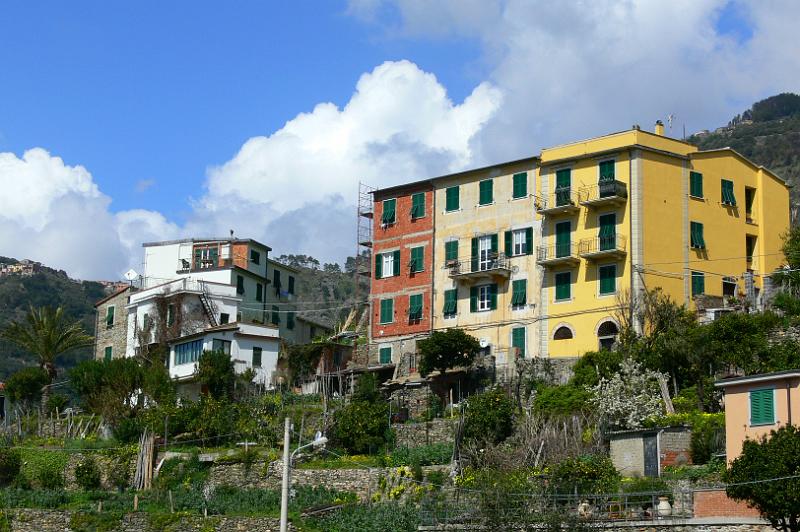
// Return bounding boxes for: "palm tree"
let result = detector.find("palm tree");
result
[1,306,93,405]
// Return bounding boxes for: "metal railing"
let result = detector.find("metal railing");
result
[176,258,234,273]
[579,180,628,203]
[537,242,579,262]
[448,252,510,276]
[579,235,627,255]
[534,188,580,212]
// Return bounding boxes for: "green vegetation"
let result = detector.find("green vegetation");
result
[3,367,49,408]
[197,349,237,400]
[0,449,21,487]
[74,457,102,491]
[330,374,391,454]
[550,454,620,495]
[418,328,480,377]
[462,388,515,444]
[305,501,419,532]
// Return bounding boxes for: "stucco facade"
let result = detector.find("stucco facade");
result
[94,286,135,361]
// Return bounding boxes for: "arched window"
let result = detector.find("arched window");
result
[597,320,619,350]
[553,326,574,340]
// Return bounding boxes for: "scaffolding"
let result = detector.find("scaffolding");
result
[354,181,375,304]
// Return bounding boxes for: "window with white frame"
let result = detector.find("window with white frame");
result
[513,229,527,256]
[382,253,394,279]
[478,285,492,311]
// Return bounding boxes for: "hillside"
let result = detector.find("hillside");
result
[688,93,800,206]
[0,256,106,380]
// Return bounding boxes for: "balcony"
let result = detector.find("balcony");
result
[177,258,233,273]
[448,253,511,282]
[536,243,580,267]
[579,180,628,207]
[579,235,627,260]
[534,188,580,216]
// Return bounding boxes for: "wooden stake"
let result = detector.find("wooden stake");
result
[133,494,139,511]
[169,490,174,513]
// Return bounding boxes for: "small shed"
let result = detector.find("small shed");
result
[607,426,692,477]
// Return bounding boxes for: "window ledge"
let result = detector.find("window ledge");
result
[750,422,776,427]
[553,298,574,304]
[689,195,704,201]
[444,209,462,214]
[477,202,496,207]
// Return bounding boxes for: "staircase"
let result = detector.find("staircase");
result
[199,281,219,327]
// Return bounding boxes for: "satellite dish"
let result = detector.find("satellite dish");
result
[124,269,139,281]
[479,338,489,348]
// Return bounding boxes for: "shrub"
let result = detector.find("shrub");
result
[4,367,48,406]
[0,448,21,486]
[197,350,236,400]
[74,456,102,491]
[20,449,67,490]
[532,384,589,416]
[331,399,391,454]
[153,455,209,491]
[389,443,452,467]
[550,455,620,495]
[45,393,69,414]
[310,501,420,532]
[462,388,515,444]
[690,413,725,464]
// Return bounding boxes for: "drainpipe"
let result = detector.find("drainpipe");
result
[656,429,665,477]
[787,382,793,426]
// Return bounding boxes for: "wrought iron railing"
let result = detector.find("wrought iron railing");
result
[579,235,627,255]
[537,242,579,262]
[534,188,580,211]
[448,253,510,276]
[579,180,628,203]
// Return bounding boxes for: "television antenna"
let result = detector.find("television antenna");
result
[667,114,675,130]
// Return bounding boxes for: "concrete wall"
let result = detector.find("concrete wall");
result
[693,489,762,519]
[610,433,646,477]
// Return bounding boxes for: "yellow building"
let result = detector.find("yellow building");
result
[536,122,790,358]
[430,158,539,373]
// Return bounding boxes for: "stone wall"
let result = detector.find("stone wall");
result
[94,288,132,361]
[394,418,457,448]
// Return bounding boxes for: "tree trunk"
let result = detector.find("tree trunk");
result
[40,361,57,410]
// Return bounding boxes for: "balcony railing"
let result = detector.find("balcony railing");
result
[579,180,628,206]
[536,242,580,266]
[448,252,511,280]
[579,235,627,259]
[177,258,234,273]
[534,188,580,215]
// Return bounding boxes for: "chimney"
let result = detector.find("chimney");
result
[655,120,665,136]
[632,124,641,130]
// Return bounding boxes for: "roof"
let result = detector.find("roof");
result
[94,285,134,307]
[168,321,281,343]
[142,237,272,251]
[691,147,790,186]
[715,369,800,388]
[266,257,301,273]
[372,156,539,197]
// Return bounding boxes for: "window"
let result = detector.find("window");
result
[470,284,497,312]
[194,246,219,269]
[273,270,282,289]
[690,222,706,249]
[287,311,295,330]
[375,250,401,279]
[555,168,571,206]
[598,213,616,251]
[271,306,280,325]
[175,339,203,365]
[379,346,392,364]
[553,326,573,340]
[411,192,425,219]
[382,198,397,224]
[408,294,423,321]
[443,289,457,318]
[167,304,175,326]
[479,179,493,205]
[555,272,571,301]
[506,228,533,257]
[599,160,615,182]
[252,347,262,367]
[105,306,115,328]
[746,235,757,264]
[409,246,424,273]
[212,339,231,355]
[511,327,526,358]
[721,179,737,206]
[237,275,245,294]
[750,389,775,425]
[690,171,703,198]
[445,186,460,211]
[598,321,619,351]
[599,264,616,295]
[104,346,113,362]
[512,172,527,199]
[745,187,756,220]
[142,313,151,330]
[250,249,260,264]
[444,240,458,263]
[256,283,263,302]
[723,277,737,298]
[288,275,295,295]
[472,234,498,272]
[691,271,705,296]
[379,298,394,324]
[511,279,527,309]
[219,313,230,325]
[555,221,571,258]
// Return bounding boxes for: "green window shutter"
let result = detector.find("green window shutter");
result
[512,279,527,307]
[104,346,113,362]
[288,276,295,295]
[380,298,394,324]
[691,271,705,296]
[106,306,115,327]
[194,248,202,269]
[489,283,498,310]
[555,272,571,301]
[446,186,460,211]
[750,389,775,425]
[375,253,383,279]
[722,179,737,206]
[512,172,527,198]
[690,171,703,198]
[379,347,392,364]
[490,234,498,254]
[393,250,401,276]
[445,240,458,262]
[555,168,571,206]
[691,222,706,249]
[599,214,616,250]
[256,283,263,302]
[209,247,219,266]
[382,198,396,224]
[470,286,478,313]
[479,179,493,205]
[525,227,533,255]
[287,311,295,330]
[599,265,616,295]
[271,306,280,325]
[410,246,424,272]
[471,238,479,272]
[167,304,175,327]
[555,222,571,257]
[504,231,513,256]
[511,327,526,358]
[409,294,423,321]
[599,160,615,182]
[411,192,425,218]
[443,289,457,316]
[237,275,244,294]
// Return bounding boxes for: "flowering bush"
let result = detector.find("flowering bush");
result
[588,358,666,429]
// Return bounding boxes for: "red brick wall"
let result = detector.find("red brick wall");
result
[371,186,433,339]
[693,489,762,518]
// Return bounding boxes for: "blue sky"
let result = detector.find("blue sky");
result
[1,1,798,279]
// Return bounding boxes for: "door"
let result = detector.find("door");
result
[643,435,659,477]
[479,235,493,271]
[599,213,616,251]
[555,222,571,258]
[555,169,571,206]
